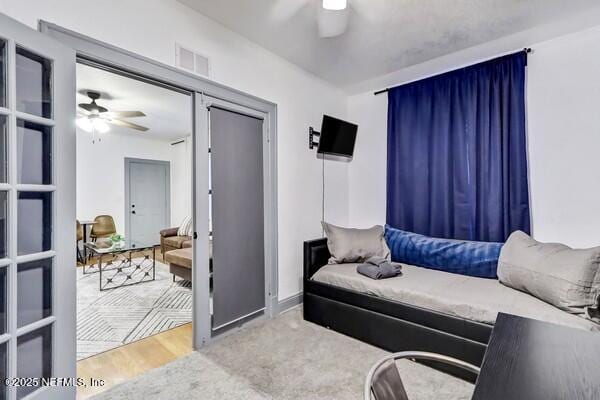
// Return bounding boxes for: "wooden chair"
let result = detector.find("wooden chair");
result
[90,215,116,241]
[76,220,84,264]
[364,351,480,400]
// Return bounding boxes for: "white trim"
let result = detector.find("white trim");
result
[192,92,211,347]
[15,316,56,337]
[7,34,18,400]
[0,333,11,345]
[14,111,55,127]
[15,250,55,264]
[0,107,10,116]
[277,292,303,314]
[15,184,56,192]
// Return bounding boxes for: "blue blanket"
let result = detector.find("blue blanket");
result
[384,225,503,279]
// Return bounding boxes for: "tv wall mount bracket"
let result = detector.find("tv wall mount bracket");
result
[309,127,320,150]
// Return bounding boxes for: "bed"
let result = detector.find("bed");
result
[302,238,598,381]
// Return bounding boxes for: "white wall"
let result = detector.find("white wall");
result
[1,0,348,300]
[170,137,193,227]
[76,130,191,235]
[347,24,600,248]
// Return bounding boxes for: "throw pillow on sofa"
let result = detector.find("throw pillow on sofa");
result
[384,225,503,279]
[321,222,390,264]
[177,216,193,237]
[498,230,600,315]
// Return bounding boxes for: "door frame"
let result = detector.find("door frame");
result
[39,22,279,348]
[124,157,171,246]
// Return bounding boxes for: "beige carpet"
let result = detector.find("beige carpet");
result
[92,307,473,399]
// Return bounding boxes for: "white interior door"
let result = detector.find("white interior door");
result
[126,159,170,247]
[0,13,76,400]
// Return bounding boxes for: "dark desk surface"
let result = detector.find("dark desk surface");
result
[472,313,600,400]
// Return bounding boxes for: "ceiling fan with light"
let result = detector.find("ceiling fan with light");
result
[271,0,353,38]
[77,91,148,143]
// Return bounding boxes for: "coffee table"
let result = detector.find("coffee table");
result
[83,240,158,291]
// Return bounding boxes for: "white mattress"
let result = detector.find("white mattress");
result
[312,263,599,332]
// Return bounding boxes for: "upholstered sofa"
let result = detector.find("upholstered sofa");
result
[160,227,192,254]
[164,247,192,281]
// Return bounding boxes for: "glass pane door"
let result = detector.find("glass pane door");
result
[0,14,76,400]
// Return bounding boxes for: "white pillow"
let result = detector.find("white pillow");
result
[498,231,600,314]
[321,221,390,264]
[177,216,193,237]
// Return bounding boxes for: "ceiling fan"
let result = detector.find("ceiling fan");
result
[271,0,377,38]
[77,91,148,142]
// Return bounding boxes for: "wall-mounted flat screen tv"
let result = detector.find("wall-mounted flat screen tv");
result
[317,115,358,158]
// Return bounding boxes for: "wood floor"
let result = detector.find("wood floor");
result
[76,322,193,399]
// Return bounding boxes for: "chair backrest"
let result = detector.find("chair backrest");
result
[91,215,116,238]
[365,351,480,400]
[371,360,409,400]
[76,220,83,241]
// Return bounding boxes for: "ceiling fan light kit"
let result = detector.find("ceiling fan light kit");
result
[76,116,109,134]
[322,0,347,11]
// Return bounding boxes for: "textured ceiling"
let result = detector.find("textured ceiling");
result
[179,0,600,89]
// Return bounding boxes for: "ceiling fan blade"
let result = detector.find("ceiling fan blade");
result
[108,119,149,132]
[78,103,96,112]
[103,111,146,118]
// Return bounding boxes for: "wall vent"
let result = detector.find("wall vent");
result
[176,43,210,78]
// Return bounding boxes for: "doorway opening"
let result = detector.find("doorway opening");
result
[34,20,279,400]
[74,61,194,368]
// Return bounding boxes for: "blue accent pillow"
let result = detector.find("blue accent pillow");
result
[384,225,503,279]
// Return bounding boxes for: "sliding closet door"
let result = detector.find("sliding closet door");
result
[210,106,265,332]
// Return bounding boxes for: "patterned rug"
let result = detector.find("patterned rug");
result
[77,259,192,360]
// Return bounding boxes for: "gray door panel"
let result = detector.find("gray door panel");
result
[210,107,265,330]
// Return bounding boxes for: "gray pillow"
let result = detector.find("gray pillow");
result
[498,231,600,314]
[321,222,390,264]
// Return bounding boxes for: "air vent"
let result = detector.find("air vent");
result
[175,43,210,77]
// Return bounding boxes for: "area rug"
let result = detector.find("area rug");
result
[77,260,191,360]
[92,308,473,400]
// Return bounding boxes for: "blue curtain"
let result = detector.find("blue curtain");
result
[386,51,530,242]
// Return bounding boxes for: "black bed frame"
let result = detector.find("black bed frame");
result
[302,238,493,382]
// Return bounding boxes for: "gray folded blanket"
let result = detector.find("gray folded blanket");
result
[357,256,402,280]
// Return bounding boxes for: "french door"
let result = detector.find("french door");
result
[0,13,76,400]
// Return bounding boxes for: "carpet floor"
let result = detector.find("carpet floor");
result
[92,308,473,399]
[77,260,192,360]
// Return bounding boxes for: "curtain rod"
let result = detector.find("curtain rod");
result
[373,48,533,96]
